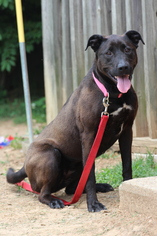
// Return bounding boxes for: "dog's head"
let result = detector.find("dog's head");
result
[85,30,145,93]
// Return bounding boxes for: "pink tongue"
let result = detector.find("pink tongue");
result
[116,76,131,93]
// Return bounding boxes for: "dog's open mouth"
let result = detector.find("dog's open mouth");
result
[115,75,131,93]
[108,73,132,93]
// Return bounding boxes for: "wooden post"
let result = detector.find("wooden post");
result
[82,0,90,74]
[111,0,125,34]
[126,0,148,137]
[62,0,73,103]
[142,0,157,138]
[100,0,112,35]
[41,0,58,123]
[52,0,63,111]
[75,0,85,84]
[69,0,78,90]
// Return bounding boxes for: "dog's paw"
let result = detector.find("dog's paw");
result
[96,183,114,193]
[48,199,64,209]
[88,200,107,212]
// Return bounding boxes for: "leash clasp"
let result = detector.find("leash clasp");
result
[101,96,109,116]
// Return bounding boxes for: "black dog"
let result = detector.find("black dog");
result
[7,30,144,212]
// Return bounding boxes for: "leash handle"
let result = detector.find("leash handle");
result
[16,115,109,206]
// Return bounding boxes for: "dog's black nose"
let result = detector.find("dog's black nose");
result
[118,63,129,73]
[118,64,128,72]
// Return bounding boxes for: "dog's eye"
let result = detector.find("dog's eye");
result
[105,51,112,56]
[124,47,131,53]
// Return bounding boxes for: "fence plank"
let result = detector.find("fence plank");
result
[101,0,112,35]
[41,0,58,123]
[52,0,63,111]
[142,0,157,138]
[96,0,101,34]
[86,0,95,71]
[82,0,89,74]
[69,0,78,90]
[74,0,85,84]
[130,0,148,137]
[111,0,125,34]
[62,0,73,103]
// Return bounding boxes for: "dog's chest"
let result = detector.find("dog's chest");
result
[110,103,132,117]
[97,101,134,154]
[105,102,134,136]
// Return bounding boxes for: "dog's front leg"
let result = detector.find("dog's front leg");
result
[85,165,107,212]
[82,137,107,212]
[119,126,133,181]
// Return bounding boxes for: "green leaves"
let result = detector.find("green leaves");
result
[25,21,42,53]
[1,43,17,71]
[31,97,46,123]
[0,0,14,10]
[0,1,41,72]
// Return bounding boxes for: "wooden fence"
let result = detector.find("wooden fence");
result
[41,0,157,139]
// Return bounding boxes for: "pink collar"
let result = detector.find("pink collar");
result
[92,72,122,98]
[92,72,109,97]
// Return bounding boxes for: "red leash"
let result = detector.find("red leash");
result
[16,73,110,205]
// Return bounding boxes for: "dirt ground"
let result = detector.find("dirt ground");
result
[0,120,157,236]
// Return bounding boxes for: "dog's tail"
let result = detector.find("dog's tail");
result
[6,166,27,184]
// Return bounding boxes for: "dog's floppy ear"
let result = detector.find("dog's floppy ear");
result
[85,34,104,52]
[125,30,145,48]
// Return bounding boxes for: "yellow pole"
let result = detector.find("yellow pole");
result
[15,0,25,42]
[15,0,33,143]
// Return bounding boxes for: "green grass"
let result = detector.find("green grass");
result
[0,97,46,124]
[96,152,157,188]
[10,135,24,149]
[98,151,119,159]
